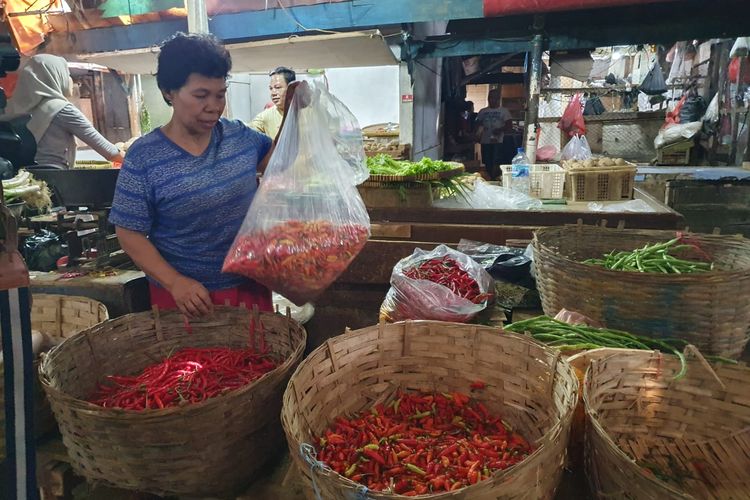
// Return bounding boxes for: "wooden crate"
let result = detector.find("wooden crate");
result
[657,138,693,165]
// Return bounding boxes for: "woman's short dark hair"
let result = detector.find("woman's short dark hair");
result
[157,32,231,100]
[269,66,296,84]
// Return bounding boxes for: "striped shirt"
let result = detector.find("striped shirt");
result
[110,118,272,291]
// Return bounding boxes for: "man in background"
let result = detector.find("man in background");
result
[250,66,296,140]
[475,88,513,181]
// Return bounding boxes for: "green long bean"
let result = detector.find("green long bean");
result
[583,238,714,274]
[505,316,692,379]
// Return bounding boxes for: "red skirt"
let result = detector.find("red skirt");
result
[149,281,273,312]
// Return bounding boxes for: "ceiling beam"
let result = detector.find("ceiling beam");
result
[48,0,484,54]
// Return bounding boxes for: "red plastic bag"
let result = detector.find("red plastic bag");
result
[728,57,750,85]
[663,94,687,129]
[558,93,586,137]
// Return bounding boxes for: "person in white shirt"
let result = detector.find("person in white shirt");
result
[475,88,512,181]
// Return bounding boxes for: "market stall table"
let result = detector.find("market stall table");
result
[29,270,149,318]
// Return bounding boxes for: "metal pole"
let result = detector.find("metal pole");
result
[185,0,209,34]
[524,29,544,163]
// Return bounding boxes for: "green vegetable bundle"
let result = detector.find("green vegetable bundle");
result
[2,170,52,210]
[367,154,456,177]
[583,237,714,274]
[505,316,737,380]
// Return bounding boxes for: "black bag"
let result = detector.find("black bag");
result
[640,62,668,95]
[22,229,66,272]
[583,95,606,116]
[679,95,707,123]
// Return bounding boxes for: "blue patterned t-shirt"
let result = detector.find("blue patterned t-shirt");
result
[110,118,272,291]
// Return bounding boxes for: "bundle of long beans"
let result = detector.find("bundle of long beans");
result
[505,316,735,380]
[583,237,714,274]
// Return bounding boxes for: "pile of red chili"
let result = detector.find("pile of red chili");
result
[404,256,491,304]
[315,389,533,495]
[89,347,278,411]
[223,220,369,304]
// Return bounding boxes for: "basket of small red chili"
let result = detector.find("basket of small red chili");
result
[40,306,306,497]
[282,320,579,499]
[380,245,494,323]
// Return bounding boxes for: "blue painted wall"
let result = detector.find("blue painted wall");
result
[65,0,483,54]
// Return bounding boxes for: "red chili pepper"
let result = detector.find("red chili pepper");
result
[470,380,486,390]
[223,220,369,302]
[314,390,533,493]
[88,347,278,411]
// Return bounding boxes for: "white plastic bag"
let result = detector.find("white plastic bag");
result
[703,93,720,123]
[380,245,494,323]
[561,134,592,161]
[587,199,655,213]
[432,178,542,210]
[654,121,701,149]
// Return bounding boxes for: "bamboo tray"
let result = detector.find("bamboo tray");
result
[366,163,465,183]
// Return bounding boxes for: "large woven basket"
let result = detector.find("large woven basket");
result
[40,306,306,497]
[584,350,750,499]
[533,225,750,358]
[0,294,108,458]
[281,321,579,500]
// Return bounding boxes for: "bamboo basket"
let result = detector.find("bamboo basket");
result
[584,349,750,499]
[533,225,750,359]
[0,294,108,458]
[40,306,306,497]
[281,321,579,500]
[565,348,641,473]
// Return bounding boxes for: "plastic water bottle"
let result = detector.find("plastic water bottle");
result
[511,148,531,195]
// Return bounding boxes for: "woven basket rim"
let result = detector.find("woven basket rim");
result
[534,226,750,280]
[40,307,306,417]
[583,350,750,498]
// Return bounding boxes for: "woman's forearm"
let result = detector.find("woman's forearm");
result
[115,226,180,289]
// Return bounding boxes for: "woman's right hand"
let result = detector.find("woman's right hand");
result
[168,275,214,318]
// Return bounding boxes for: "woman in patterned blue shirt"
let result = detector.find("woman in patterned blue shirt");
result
[111,33,275,318]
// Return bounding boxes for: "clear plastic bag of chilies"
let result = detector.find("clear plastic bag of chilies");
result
[223,80,370,305]
[380,245,494,323]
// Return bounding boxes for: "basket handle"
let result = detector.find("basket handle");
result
[299,443,370,500]
[683,344,726,391]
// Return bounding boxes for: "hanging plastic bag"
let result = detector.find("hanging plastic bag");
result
[313,72,369,185]
[558,93,586,137]
[223,81,371,305]
[639,62,668,95]
[561,134,592,161]
[380,245,494,323]
[583,95,606,116]
[730,37,750,58]
[728,57,750,85]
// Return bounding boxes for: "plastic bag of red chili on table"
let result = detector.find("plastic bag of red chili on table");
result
[223,79,370,305]
[380,245,494,323]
